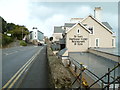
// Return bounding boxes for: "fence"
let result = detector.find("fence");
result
[66,56,120,89]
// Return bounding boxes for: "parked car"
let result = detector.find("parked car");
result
[38,42,43,46]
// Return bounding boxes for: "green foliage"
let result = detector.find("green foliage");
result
[6,23,16,31]
[7,29,29,40]
[0,16,29,47]
[0,33,2,47]
[20,40,27,46]
[6,25,29,40]
[2,34,14,46]
[1,16,29,40]
[1,17,7,33]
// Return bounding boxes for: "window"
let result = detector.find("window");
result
[83,24,87,26]
[112,38,115,47]
[77,29,80,34]
[95,38,99,47]
[88,26,94,34]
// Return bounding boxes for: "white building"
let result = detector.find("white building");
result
[52,26,64,42]
[29,27,44,45]
[53,7,116,58]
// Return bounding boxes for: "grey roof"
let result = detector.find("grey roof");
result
[54,26,64,33]
[29,31,33,33]
[102,22,112,30]
[58,48,67,56]
[37,30,44,34]
[64,23,76,27]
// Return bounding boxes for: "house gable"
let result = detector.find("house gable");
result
[81,15,114,48]
[81,15,113,34]
[66,23,89,52]
[66,22,91,34]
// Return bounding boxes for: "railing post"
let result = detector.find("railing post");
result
[113,65,115,90]
[107,68,110,90]
[101,80,104,89]
[118,76,120,90]
[79,63,83,90]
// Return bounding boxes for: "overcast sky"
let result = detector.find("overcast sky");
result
[0,0,118,37]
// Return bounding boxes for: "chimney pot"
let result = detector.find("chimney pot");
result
[94,7,102,21]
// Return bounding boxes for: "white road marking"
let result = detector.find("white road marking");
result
[3,46,35,56]
[4,51,18,56]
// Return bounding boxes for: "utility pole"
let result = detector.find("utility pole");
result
[22,28,23,40]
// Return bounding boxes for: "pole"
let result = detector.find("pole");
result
[22,28,23,40]
[113,65,115,90]
[107,68,110,90]
[79,64,82,90]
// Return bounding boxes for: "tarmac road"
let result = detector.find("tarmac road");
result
[2,45,49,88]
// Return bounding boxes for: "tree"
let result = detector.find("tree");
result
[7,26,29,40]
[1,17,7,33]
[6,23,16,31]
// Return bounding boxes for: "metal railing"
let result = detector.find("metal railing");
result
[68,56,120,90]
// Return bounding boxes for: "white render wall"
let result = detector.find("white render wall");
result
[66,24,89,52]
[52,33,63,42]
[94,7,102,21]
[33,29,38,40]
[82,16,115,48]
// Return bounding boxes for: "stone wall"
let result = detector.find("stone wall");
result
[47,42,72,88]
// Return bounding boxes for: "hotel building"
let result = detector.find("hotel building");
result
[52,7,116,58]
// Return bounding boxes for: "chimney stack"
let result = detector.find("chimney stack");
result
[94,7,102,21]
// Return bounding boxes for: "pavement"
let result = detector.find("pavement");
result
[2,45,49,88]
[19,45,49,88]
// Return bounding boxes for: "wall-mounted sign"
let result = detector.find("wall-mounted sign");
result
[69,35,88,45]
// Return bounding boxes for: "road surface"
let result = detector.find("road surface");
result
[2,45,49,88]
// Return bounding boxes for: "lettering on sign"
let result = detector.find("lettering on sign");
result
[69,35,88,45]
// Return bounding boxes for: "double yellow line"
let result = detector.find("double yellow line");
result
[2,47,43,89]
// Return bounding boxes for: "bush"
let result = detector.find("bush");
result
[20,40,27,46]
[2,34,14,46]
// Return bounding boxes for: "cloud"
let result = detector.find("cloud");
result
[0,1,118,38]
[27,4,93,37]
[0,0,29,24]
[103,13,118,31]
[29,5,54,20]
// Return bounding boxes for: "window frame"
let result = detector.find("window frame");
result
[77,28,80,34]
[95,38,99,47]
[89,26,94,35]
[112,38,115,47]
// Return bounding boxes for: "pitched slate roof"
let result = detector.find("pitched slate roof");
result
[81,15,113,34]
[64,23,76,27]
[54,26,64,33]
[66,22,91,34]
[102,22,112,30]
[37,30,44,34]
